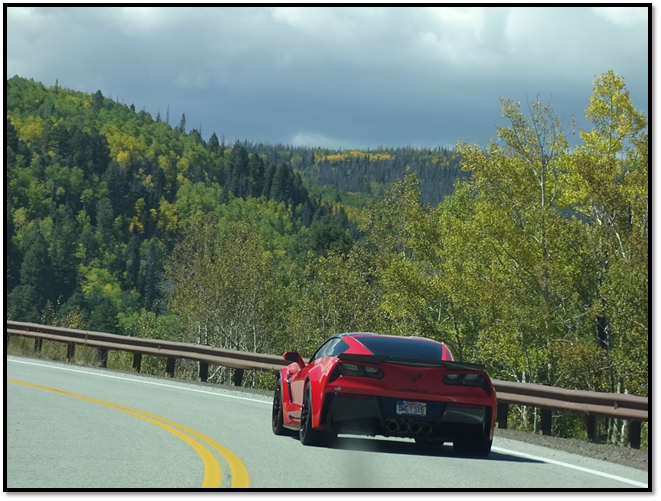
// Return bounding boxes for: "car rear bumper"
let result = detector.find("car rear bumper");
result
[320,392,493,441]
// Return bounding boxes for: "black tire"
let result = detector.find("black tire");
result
[299,382,328,446]
[453,437,492,457]
[272,378,294,436]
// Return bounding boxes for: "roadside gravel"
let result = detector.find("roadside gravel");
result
[493,427,648,472]
[213,382,651,472]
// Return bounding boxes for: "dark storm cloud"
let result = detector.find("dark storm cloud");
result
[6,6,649,149]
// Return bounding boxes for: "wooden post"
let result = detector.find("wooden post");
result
[34,338,43,353]
[97,348,109,368]
[585,414,597,442]
[497,402,509,429]
[166,357,175,378]
[132,353,142,373]
[199,362,209,383]
[628,420,641,449]
[67,342,76,362]
[541,409,552,436]
[232,368,244,386]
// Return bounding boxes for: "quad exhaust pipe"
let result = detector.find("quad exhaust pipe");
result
[384,419,433,435]
[385,419,399,432]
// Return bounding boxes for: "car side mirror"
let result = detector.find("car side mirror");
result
[283,351,305,368]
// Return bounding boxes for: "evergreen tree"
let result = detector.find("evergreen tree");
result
[6,203,20,292]
[262,163,275,198]
[228,141,249,197]
[248,153,265,197]
[92,90,104,113]
[49,205,78,303]
[189,128,204,145]
[207,132,220,153]
[269,163,290,202]
[20,227,51,295]
[138,237,163,310]
[308,214,353,257]
[6,118,18,152]
[124,234,141,291]
[87,293,118,333]
[8,227,51,321]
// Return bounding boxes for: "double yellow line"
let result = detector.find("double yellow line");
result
[7,378,250,488]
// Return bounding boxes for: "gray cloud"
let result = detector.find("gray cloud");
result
[6,6,649,149]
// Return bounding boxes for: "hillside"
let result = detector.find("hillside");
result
[5,73,648,451]
[5,76,462,332]
[6,76,338,326]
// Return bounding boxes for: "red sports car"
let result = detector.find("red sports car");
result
[272,332,496,456]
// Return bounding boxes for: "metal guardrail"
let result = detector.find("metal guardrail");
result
[492,379,648,449]
[6,320,288,386]
[6,320,648,448]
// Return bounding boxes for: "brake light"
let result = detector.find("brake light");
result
[444,373,485,386]
[337,363,384,379]
[443,372,492,395]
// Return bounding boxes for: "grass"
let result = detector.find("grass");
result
[6,334,273,390]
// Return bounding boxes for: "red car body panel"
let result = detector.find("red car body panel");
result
[277,332,497,448]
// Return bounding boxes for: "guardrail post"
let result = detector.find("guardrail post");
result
[497,402,509,429]
[541,409,552,436]
[232,368,244,386]
[97,348,109,368]
[628,420,641,449]
[132,353,142,372]
[67,342,76,362]
[34,338,43,353]
[199,362,209,383]
[585,414,597,442]
[166,357,176,378]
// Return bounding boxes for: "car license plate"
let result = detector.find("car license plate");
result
[396,400,427,417]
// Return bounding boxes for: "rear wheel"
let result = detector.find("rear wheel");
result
[299,382,333,446]
[272,378,294,436]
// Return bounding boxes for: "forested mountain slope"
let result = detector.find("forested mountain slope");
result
[5,73,648,448]
[6,76,349,327]
[5,76,460,332]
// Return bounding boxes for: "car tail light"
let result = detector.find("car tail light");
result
[443,372,492,395]
[444,373,485,385]
[337,363,384,379]
[462,373,485,385]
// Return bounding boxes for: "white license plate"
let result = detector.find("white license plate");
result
[396,400,427,417]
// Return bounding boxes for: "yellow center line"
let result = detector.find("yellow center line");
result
[8,378,250,488]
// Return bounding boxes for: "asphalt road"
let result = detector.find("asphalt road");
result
[6,355,649,490]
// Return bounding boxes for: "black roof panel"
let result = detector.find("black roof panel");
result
[352,334,446,361]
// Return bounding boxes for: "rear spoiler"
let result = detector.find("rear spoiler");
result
[338,353,485,371]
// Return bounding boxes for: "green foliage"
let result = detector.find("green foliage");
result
[5,73,647,447]
[164,214,275,351]
[283,246,384,358]
[350,73,647,408]
[5,76,341,332]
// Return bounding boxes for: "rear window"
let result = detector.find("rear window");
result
[355,336,446,361]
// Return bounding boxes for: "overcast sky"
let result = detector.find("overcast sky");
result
[6,6,649,150]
